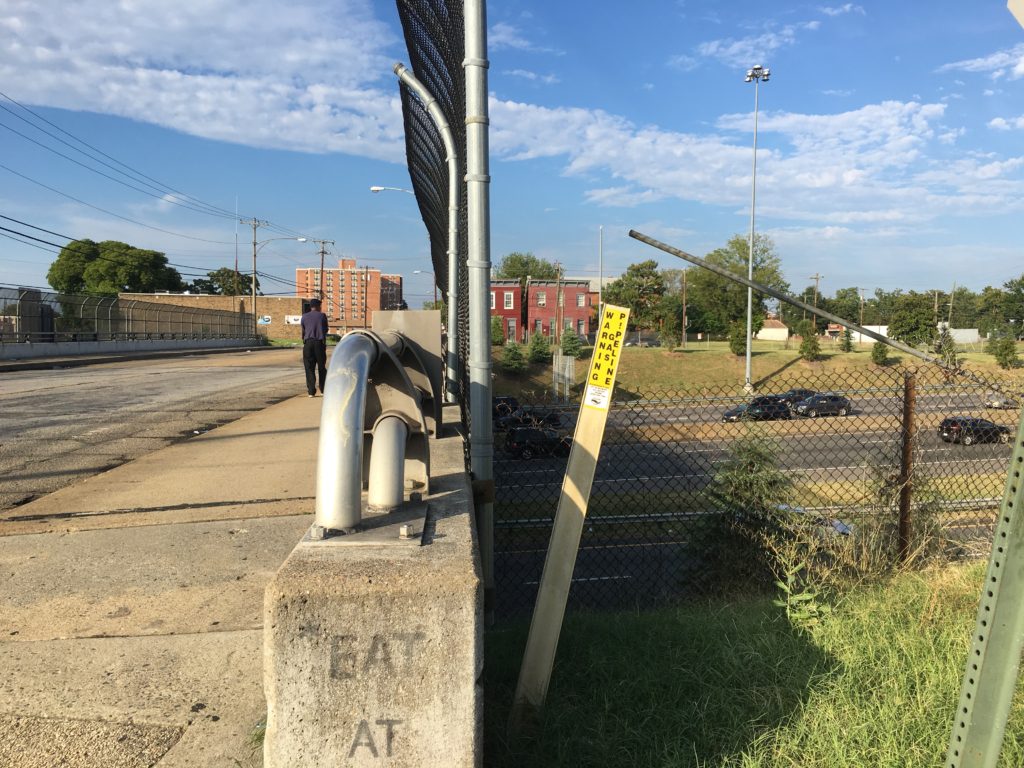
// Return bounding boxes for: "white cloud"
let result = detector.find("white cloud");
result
[503,69,560,85]
[823,89,853,97]
[490,96,1024,229]
[696,22,820,64]
[989,115,1024,130]
[0,0,405,160]
[938,43,1024,81]
[819,4,866,16]
[489,21,562,55]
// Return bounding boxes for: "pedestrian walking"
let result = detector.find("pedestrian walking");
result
[301,298,329,397]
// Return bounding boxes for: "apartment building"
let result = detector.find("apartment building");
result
[295,258,404,333]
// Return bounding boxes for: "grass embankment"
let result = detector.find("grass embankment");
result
[485,561,1024,767]
[493,343,1024,398]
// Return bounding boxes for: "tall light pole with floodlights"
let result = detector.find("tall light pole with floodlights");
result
[242,217,306,336]
[744,64,770,394]
[413,269,437,305]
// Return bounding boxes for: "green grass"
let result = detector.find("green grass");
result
[492,342,1024,398]
[485,562,1024,767]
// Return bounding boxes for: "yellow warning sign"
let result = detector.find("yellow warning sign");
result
[583,305,630,410]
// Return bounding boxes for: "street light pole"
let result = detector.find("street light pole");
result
[414,269,437,305]
[369,185,415,195]
[744,63,770,394]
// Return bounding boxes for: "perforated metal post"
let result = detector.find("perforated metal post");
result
[945,409,1024,767]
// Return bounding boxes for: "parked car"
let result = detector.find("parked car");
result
[777,388,817,405]
[793,393,852,417]
[722,396,791,423]
[504,427,572,459]
[492,396,520,420]
[938,416,1012,445]
[984,392,1020,410]
[495,406,564,431]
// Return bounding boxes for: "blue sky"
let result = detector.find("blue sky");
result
[1,0,1023,307]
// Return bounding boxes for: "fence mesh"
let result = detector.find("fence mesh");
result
[395,0,470,439]
[493,363,1022,618]
[0,287,251,343]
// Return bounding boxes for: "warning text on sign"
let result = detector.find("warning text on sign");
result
[583,305,630,410]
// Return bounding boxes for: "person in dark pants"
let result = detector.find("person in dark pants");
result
[301,298,329,397]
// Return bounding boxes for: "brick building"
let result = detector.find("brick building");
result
[524,279,592,342]
[119,292,308,340]
[295,258,404,334]
[489,279,522,342]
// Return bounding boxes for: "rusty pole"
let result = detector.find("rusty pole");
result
[897,370,916,562]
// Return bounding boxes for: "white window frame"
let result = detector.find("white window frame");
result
[504,291,514,310]
[537,291,546,307]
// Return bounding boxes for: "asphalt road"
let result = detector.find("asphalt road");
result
[0,349,310,511]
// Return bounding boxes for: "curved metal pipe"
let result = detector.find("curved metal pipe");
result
[315,333,379,531]
[367,416,409,513]
[393,62,461,402]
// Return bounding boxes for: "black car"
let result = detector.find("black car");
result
[793,393,852,417]
[722,396,791,423]
[495,406,564,431]
[939,417,1012,445]
[777,388,817,405]
[504,427,573,459]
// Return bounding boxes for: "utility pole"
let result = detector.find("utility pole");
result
[681,268,688,349]
[947,282,956,327]
[241,217,267,337]
[808,272,823,331]
[934,289,940,327]
[555,261,562,345]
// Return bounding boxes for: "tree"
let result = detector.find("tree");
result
[799,332,820,361]
[48,239,184,296]
[839,327,854,353]
[935,325,959,369]
[656,293,684,348]
[888,292,935,347]
[727,321,746,356]
[686,233,788,336]
[502,341,527,374]
[992,337,1019,370]
[977,286,1008,337]
[527,330,551,364]
[560,332,583,359]
[188,267,256,296]
[494,252,559,291]
[1003,274,1024,329]
[602,260,666,334]
[491,316,505,345]
[871,341,889,366]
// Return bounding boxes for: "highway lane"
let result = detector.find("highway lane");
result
[0,349,310,511]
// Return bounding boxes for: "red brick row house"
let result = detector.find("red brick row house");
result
[489,278,593,343]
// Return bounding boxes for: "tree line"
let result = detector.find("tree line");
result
[493,237,1024,352]
[47,239,257,296]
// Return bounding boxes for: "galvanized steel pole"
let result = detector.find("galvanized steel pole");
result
[465,0,495,611]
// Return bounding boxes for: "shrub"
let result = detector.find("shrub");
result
[727,321,746,356]
[799,332,821,362]
[490,316,505,346]
[992,337,1020,369]
[935,326,959,369]
[501,341,527,374]
[871,341,888,366]
[559,332,583,359]
[839,327,854,353]
[527,331,551,364]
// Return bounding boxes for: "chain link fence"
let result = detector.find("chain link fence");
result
[493,364,1022,618]
[0,287,252,344]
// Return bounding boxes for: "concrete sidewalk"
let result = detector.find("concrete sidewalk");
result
[0,395,324,767]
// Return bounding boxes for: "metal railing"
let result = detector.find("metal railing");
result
[0,287,254,344]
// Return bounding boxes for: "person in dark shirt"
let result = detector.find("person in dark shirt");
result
[300,298,329,397]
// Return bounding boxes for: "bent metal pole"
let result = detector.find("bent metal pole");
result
[393,62,460,402]
[627,229,947,368]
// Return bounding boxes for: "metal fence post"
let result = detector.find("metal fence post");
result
[897,369,917,562]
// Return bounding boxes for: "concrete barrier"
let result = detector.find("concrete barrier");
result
[0,337,253,360]
[263,403,482,767]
